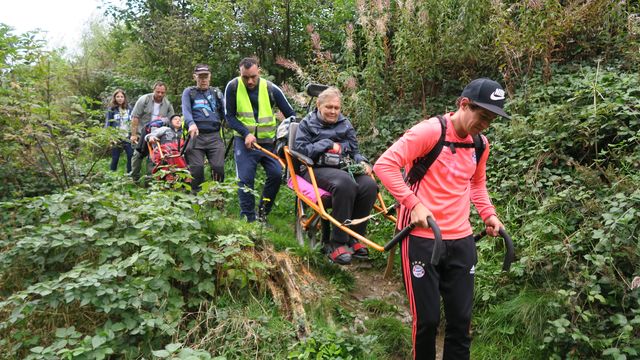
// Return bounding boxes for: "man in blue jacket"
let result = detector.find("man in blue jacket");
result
[224,57,296,222]
[182,64,226,192]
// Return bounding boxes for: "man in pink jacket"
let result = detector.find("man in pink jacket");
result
[374,78,511,360]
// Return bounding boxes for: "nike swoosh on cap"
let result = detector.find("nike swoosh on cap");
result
[490,90,505,101]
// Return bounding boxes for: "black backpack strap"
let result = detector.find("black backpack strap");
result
[212,86,223,102]
[188,86,197,104]
[472,134,485,164]
[189,86,219,107]
[441,134,485,164]
[405,115,447,186]
[442,140,474,154]
[190,85,224,117]
[207,86,224,113]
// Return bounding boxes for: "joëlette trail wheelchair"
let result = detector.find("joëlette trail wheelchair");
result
[254,84,514,274]
[255,84,397,252]
[146,136,191,183]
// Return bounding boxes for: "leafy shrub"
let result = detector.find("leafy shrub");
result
[364,317,411,359]
[0,181,268,358]
[287,328,375,360]
[473,62,640,359]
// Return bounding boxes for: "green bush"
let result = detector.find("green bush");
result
[0,181,271,358]
[473,62,640,359]
[287,328,376,360]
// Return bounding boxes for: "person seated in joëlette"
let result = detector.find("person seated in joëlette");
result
[145,114,186,164]
[293,87,377,265]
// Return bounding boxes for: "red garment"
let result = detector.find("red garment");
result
[151,142,186,166]
[150,142,189,182]
[373,113,496,240]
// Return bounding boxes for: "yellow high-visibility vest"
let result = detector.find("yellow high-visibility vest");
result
[235,78,276,139]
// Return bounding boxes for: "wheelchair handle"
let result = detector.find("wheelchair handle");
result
[305,83,329,97]
[384,217,444,266]
[252,142,285,167]
[474,228,515,272]
[384,223,414,252]
[179,135,191,157]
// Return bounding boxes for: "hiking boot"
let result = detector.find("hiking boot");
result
[325,242,352,265]
[349,239,369,259]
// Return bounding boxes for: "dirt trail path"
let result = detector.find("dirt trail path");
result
[345,262,444,360]
[264,247,444,359]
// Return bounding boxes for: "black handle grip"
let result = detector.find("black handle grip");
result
[179,135,191,157]
[474,230,487,242]
[499,228,515,272]
[305,83,329,97]
[384,223,415,252]
[428,217,443,266]
[384,217,443,267]
[473,228,515,271]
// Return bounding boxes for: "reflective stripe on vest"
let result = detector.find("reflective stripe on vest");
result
[235,77,276,139]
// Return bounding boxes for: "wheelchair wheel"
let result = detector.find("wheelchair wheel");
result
[294,198,319,248]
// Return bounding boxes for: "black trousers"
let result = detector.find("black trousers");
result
[401,234,477,360]
[185,132,225,191]
[304,167,377,244]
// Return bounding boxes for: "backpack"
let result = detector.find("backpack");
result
[405,115,485,186]
[135,119,166,153]
[188,86,224,118]
[143,119,166,136]
[275,115,298,159]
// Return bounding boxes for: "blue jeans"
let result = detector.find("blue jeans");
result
[110,141,133,172]
[234,137,282,222]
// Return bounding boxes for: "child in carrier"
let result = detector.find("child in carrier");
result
[145,114,189,182]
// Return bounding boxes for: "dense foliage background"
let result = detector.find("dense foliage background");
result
[1,0,639,359]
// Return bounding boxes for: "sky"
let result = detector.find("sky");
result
[0,0,103,53]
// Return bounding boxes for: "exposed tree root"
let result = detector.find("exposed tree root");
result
[256,244,311,340]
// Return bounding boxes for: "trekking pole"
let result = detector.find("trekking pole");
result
[252,142,285,168]
[384,216,443,265]
[474,228,515,271]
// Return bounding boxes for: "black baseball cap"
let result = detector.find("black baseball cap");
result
[461,78,511,119]
[193,64,210,74]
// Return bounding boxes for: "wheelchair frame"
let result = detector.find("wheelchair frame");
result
[278,83,397,252]
[283,145,397,252]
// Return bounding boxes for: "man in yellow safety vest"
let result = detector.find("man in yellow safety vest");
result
[223,57,296,222]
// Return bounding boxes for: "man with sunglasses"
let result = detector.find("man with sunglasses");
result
[374,78,511,360]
